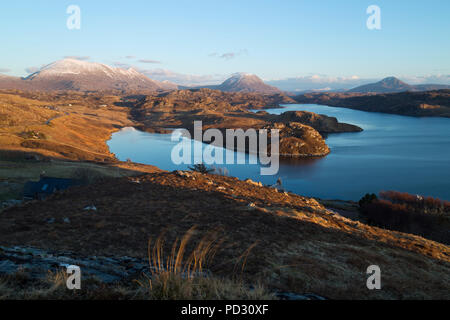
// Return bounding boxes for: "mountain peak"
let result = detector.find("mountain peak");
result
[380,76,405,85]
[229,72,257,79]
[217,73,280,94]
[17,59,177,92]
[27,59,137,79]
[349,76,414,93]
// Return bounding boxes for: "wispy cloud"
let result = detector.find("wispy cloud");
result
[125,55,136,59]
[400,74,450,85]
[64,56,90,61]
[137,68,227,86]
[25,67,39,74]
[267,75,374,92]
[107,60,225,85]
[112,61,132,69]
[138,59,162,64]
[209,50,248,60]
[220,53,236,60]
[0,68,11,73]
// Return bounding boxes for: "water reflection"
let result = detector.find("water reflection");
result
[108,105,450,201]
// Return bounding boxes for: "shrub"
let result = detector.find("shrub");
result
[379,190,449,215]
[19,130,46,140]
[188,163,213,174]
[359,191,449,244]
[359,193,378,209]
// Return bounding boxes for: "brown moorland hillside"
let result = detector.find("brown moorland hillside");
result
[0,90,161,202]
[0,90,130,161]
[0,171,448,299]
[0,89,360,161]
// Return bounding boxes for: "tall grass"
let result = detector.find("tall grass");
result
[0,228,271,300]
[135,227,269,300]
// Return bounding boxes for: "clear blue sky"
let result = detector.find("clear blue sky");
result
[1,0,449,81]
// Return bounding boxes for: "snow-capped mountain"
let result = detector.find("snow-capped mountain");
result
[217,73,281,94]
[0,59,177,92]
[197,73,282,94]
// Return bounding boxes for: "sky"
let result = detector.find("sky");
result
[1,0,449,87]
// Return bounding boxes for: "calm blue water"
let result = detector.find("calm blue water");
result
[107,104,450,201]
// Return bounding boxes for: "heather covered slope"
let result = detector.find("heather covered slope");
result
[0,90,131,161]
[0,171,448,299]
[0,90,161,203]
[0,89,448,300]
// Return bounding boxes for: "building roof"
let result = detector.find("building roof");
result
[23,177,83,199]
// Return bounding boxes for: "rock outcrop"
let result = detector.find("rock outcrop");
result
[276,111,363,134]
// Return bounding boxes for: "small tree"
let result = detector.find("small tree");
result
[276,177,283,187]
[359,193,378,214]
[188,163,213,174]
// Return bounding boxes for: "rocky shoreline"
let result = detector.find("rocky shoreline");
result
[294,90,450,118]
[129,89,362,158]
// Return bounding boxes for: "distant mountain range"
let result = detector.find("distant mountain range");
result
[348,77,450,93]
[267,76,450,94]
[0,60,448,95]
[0,61,281,94]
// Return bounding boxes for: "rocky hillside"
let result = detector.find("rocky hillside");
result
[0,171,448,299]
[275,111,363,134]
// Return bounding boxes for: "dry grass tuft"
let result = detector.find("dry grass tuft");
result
[135,227,271,300]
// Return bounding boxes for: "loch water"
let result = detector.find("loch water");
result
[108,104,450,201]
